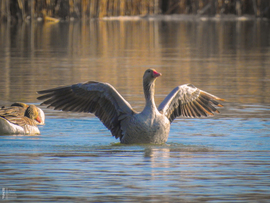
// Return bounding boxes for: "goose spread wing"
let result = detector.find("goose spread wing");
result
[37,81,135,139]
[158,84,224,123]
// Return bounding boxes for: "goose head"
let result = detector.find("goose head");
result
[25,105,45,125]
[143,69,162,86]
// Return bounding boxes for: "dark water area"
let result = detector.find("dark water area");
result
[0,18,270,202]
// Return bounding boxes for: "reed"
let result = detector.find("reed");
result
[0,0,269,23]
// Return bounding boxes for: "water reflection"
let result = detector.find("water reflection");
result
[0,19,269,108]
[2,137,269,202]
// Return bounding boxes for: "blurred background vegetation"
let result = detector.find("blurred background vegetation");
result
[1,0,270,23]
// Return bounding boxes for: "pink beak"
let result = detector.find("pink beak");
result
[36,116,41,123]
[153,70,162,78]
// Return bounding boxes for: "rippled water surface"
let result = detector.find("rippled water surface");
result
[0,18,270,202]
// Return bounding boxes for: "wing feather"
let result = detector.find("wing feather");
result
[158,84,224,123]
[189,102,201,117]
[186,103,196,118]
[37,81,135,139]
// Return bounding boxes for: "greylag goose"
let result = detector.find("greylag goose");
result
[0,102,45,135]
[37,69,223,144]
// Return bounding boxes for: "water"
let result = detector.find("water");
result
[0,18,270,202]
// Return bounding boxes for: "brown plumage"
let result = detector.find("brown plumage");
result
[0,102,29,117]
[0,103,45,135]
[37,69,224,144]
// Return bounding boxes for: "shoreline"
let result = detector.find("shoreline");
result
[102,14,269,22]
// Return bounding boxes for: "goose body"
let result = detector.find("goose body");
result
[37,69,224,144]
[121,110,170,144]
[0,103,45,135]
